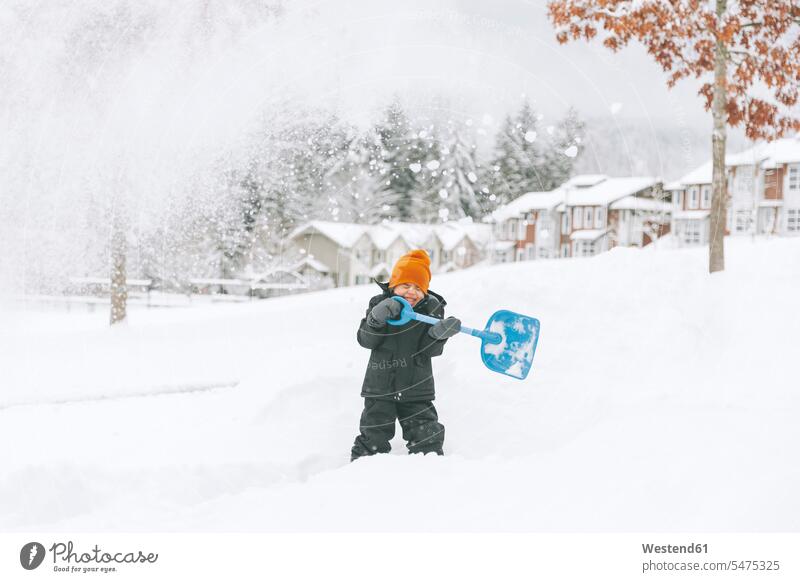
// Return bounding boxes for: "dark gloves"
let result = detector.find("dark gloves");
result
[428,316,461,340]
[367,297,402,328]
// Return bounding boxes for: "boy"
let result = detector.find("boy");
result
[351,249,461,461]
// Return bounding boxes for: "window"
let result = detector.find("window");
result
[516,248,525,261]
[787,208,800,232]
[585,207,593,227]
[538,246,549,259]
[682,221,702,244]
[518,220,527,240]
[789,165,799,191]
[736,165,754,193]
[573,207,583,229]
[595,208,604,228]
[675,190,684,209]
[507,219,517,240]
[561,244,569,258]
[574,240,595,257]
[701,186,711,208]
[689,187,699,209]
[561,212,570,232]
[735,210,752,233]
[527,245,536,260]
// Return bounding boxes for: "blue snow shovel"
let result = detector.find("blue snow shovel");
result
[387,296,540,380]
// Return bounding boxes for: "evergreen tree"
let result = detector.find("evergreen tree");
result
[333,129,396,224]
[374,99,424,221]
[539,106,586,191]
[490,101,545,204]
[427,119,486,221]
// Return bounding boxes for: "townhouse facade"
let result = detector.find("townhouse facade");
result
[669,136,800,246]
[490,174,670,260]
[289,220,490,287]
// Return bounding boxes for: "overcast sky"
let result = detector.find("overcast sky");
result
[289,0,712,131]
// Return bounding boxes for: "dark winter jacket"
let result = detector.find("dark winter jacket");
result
[357,281,449,402]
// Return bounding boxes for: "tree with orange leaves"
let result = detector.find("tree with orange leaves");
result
[547,0,800,272]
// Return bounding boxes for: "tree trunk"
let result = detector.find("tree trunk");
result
[110,211,128,325]
[709,0,728,273]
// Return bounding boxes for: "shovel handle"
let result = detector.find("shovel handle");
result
[387,297,502,344]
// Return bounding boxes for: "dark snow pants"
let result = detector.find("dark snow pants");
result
[351,398,445,461]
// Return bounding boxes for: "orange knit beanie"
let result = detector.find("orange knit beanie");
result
[388,249,431,294]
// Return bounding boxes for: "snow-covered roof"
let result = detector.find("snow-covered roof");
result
[491,189,566,222]
[610,196,672,212]
[673,210,710,220]
[489,240,516,250]
[435,223,468,251]
[368,224,404,250]
[726,136,800,167]
[758,200,783,207]
[564,174,608,188]
[290,220,368,248]
[564,176,659,206]
[673,136,800,187]
[570,229,607,241]
[663,181,684,191]
[456,220,492,246]
[290,219,490,252]
[292,256,330,273]
[676,161,712,186]
[369,262,390,278]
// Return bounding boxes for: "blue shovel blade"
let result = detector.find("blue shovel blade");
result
[479,310,540,380]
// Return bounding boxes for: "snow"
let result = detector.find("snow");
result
[565,174,608,188]
[564,176,658,206]
[677,161,713,186]
[1,237,800,531]
[290,220,490,255]
[483,320,508,357]
[368,263,390,278]
[292,257,330,274]
[367,224,403,251]
[489,241,516,251]
[675,137,800,188]
[726,136,800,167]
[569,229,607,241]
[610,196,671,212]
[491,190,565,222]
[434,224,468,251]
[290,221,368,249]
[673,210,711,220]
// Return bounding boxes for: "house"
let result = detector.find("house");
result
[289,219,491,287]
[726,137,800,236]
[668,136,800,246]
[490,188,567,261]
[489,174,666,260]
[560,176,663,258]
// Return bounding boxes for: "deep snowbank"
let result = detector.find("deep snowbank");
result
[1,237,798,531]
